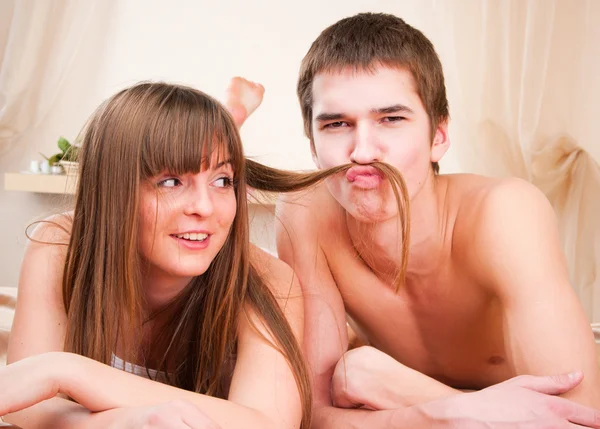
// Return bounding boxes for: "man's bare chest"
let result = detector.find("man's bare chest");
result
[323,241,514,389]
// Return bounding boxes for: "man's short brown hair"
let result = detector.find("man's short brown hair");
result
[298,12,449,174]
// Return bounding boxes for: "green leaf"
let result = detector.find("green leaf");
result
[57,137,71,153]
[48,153,62,165]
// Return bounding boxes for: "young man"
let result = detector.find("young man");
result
[227,14,600,427]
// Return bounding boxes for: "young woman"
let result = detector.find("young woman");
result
[1,82,313,429]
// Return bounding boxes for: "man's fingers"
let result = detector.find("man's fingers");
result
[506,372,584,395]
[559,397,600,428]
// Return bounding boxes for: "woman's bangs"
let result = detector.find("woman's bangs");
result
[140,88,242,179]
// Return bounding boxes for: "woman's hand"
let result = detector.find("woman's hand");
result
[109,401,221,429]
[0,353,63,416]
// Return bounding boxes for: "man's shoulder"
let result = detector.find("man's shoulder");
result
[448,174,555,278]
[275,181,344,232]
[274,182,351,271]
[446,174,547,227]
[463,175,555,248]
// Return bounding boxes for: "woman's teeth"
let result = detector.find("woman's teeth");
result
[174,232,208,241]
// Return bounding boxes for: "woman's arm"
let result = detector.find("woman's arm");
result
[3,246,305,429]
[4,217,85,428]
[4,217,219,429]
[4,396,222,429]
[7,217,70,363]
[0,351,284,428]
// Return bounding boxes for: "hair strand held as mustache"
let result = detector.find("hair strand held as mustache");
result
[245,158,410,292]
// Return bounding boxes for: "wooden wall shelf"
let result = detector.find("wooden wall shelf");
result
[4,172,76,194]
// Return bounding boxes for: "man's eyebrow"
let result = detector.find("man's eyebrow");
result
[371,104,414,115]
[314,104,414,122]
[314,112,345,122]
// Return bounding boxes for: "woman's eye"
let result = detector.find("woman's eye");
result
[213,177,233,188]
[158,178,181,188]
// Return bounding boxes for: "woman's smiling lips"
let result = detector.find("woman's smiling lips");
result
[170,230,212,250]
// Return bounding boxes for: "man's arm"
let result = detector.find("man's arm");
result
[469,178,600,406]
[276,190,426,428]
[275,191,349,418]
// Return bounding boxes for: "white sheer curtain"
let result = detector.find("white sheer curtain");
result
[420,0,600,321]
[0,0,99,155]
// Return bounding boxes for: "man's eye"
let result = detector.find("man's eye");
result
[213,177,233,188]
[324,121,348,129]
[383,116,405,123]
[158,178,181,187]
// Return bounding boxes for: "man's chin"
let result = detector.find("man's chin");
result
[327,182,396,222]
[342,199,393,224]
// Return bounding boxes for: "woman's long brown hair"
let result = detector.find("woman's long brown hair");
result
[60,83,317,426]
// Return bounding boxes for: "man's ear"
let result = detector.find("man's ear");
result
[431,120,450,163]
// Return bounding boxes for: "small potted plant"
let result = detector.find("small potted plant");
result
[42,136,80,176]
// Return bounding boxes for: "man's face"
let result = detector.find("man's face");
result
[311,65,448,222]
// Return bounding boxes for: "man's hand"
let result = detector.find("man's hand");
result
[331,346,458,411]
[414,372,600,428]
[109,400,221,429]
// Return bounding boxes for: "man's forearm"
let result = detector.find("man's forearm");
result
[313,404,431,429]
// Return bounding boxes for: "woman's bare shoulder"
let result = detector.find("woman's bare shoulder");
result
[26,211,73,245]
